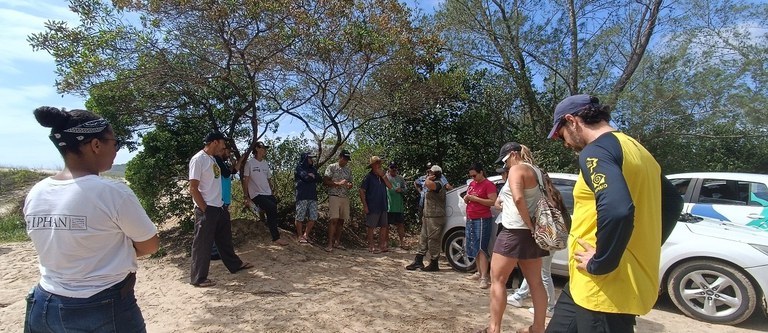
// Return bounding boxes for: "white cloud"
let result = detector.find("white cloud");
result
[0,3,79,73]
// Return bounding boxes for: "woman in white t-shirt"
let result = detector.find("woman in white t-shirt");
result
[23,106,159,333]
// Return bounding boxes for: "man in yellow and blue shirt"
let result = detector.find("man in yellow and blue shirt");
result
[545,95,683,332]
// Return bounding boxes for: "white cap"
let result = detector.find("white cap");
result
[430,165,442,173]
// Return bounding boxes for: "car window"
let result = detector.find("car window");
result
[670,178,691,197]
[551,179,575,213]
[697,179,759,206]
[748,183,768,207]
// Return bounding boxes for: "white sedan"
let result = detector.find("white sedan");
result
[440,173,768,325]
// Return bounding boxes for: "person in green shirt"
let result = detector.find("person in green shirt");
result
[386,162,408,250]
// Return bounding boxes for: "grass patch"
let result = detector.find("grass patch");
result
[0,213,28,243]
[0,168,49,192]
[0,168,49,243]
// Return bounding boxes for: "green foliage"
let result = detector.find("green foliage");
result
[0,213,28,243]
[125,118,212,227]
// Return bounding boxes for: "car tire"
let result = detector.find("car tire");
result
[667,260,757,325]
[443,228,475,272]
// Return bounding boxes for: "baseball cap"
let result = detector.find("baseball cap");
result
[547,94,598,139]
[306,151,317,158]
[339,149,352,160]
[388,162,397,169]
[254,141,269,149]
[494,142,522,164]
[203,132,227,143]
[430,165,442,173]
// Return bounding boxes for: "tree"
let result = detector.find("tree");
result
[28,0,436,223]
[615,0,768,173]
[436,0,664,138]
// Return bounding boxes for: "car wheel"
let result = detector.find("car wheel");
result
[443,228,475,272]
[667,260,757,325]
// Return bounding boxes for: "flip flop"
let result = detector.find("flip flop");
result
[324,247,333,253]
[334,244,347,250]
[515,325,534,333]
[192,279,216,288]
[298,238,309,244]
[236,262,254,272]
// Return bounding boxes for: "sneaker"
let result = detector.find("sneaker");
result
[528,307,554,318]
[479,278,490,289]
[465,272,481,280]
[506,295,524,307]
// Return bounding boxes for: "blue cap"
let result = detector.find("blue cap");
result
[547,94,598,139]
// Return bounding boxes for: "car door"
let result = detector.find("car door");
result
[689,178,768,231]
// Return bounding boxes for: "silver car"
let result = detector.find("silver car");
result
[440,173,768,325]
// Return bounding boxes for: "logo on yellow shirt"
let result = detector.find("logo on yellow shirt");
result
[586,158,607,192]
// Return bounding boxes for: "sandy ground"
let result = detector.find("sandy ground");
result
[1,220,767,333]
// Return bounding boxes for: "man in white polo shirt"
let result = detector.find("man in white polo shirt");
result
[189,132,252,287]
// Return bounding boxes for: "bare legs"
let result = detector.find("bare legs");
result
[295,220,315,242]
[488,254,545,333]
[477,251,490,281]
[367,226,390,252]
[327,218,344,251]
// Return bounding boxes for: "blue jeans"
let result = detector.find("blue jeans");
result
[510,252,556,311]
[25,274,146,333]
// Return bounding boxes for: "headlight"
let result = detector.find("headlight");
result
[750,244,768,256]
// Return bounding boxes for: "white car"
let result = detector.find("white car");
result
[666,172,768,232]
[441,173,768,325]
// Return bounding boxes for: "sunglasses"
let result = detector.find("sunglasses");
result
[91,137,123,150]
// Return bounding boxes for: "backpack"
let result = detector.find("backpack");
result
[528,164,568,251]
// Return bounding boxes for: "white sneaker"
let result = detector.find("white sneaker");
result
[528,307,554,318]
[506,295,523,307]
[479,278,490,289]
[465,272,481,280]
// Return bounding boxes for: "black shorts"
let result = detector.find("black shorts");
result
[387,212,404,225]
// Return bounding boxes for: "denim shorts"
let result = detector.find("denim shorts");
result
[295,200,318,221]
[465,217,493,259]
[25,274,146,333]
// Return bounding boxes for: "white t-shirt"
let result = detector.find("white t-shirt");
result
[24,175,157,298]
[243,158,272,198]
[189,150,223,207]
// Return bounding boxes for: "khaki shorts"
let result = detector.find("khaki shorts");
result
[328,196,350,220]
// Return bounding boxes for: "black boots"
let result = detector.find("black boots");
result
[406,255,439,272]
[422,258,439,272]
[405,254,424,270]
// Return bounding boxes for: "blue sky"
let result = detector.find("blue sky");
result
[0,0,442,169]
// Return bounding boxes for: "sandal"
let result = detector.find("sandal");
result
[372,248,381,254]
[298,237,309,244]
[236,262,254,272]
[192,279,216,288]
[334,244,346,250]
[515,325,534,333]
[324,247,333,253]
[380,248,389,253]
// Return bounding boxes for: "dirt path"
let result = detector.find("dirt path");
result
[1,222,766,332]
